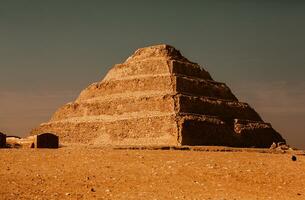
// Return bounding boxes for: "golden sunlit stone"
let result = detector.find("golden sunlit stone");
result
[30,44,285,147]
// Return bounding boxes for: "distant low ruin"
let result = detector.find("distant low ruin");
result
[5,133,59,148]
[35,133,59,148]
[31,44,285,147]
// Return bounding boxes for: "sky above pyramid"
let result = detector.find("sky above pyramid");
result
[0,1,305,148]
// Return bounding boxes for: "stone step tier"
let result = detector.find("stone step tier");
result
[104,59,212,81]
[31,113,280,148]
[51,93,260,122]
[77,75,237,102]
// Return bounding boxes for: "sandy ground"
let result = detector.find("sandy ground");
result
[0,146,304,200]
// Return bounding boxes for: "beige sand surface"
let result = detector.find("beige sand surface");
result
[0,146,304,200]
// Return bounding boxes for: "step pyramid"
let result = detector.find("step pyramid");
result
[31,44,285,147]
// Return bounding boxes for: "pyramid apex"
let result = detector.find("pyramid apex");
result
[125,44,190,63]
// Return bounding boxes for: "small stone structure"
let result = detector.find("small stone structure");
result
[34,133,59,148]
[31,44,286,147]
[0,132,6,148]
[5,133,59,148]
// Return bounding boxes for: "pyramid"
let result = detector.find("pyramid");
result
[31,44,285,147]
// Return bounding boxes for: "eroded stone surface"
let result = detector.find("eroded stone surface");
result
[6,136,34,148]
[30,44,285,147]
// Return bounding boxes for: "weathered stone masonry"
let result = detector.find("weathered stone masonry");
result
[31,45,285,147]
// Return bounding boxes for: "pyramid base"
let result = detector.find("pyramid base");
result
[31,114,285,148]
[179,115,285,148]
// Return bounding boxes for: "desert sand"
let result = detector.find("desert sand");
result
[1,146,304,200]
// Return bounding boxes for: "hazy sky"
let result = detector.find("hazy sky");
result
[1,1,304,148]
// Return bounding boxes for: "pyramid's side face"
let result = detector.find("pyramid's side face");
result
[31,45,285,147]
